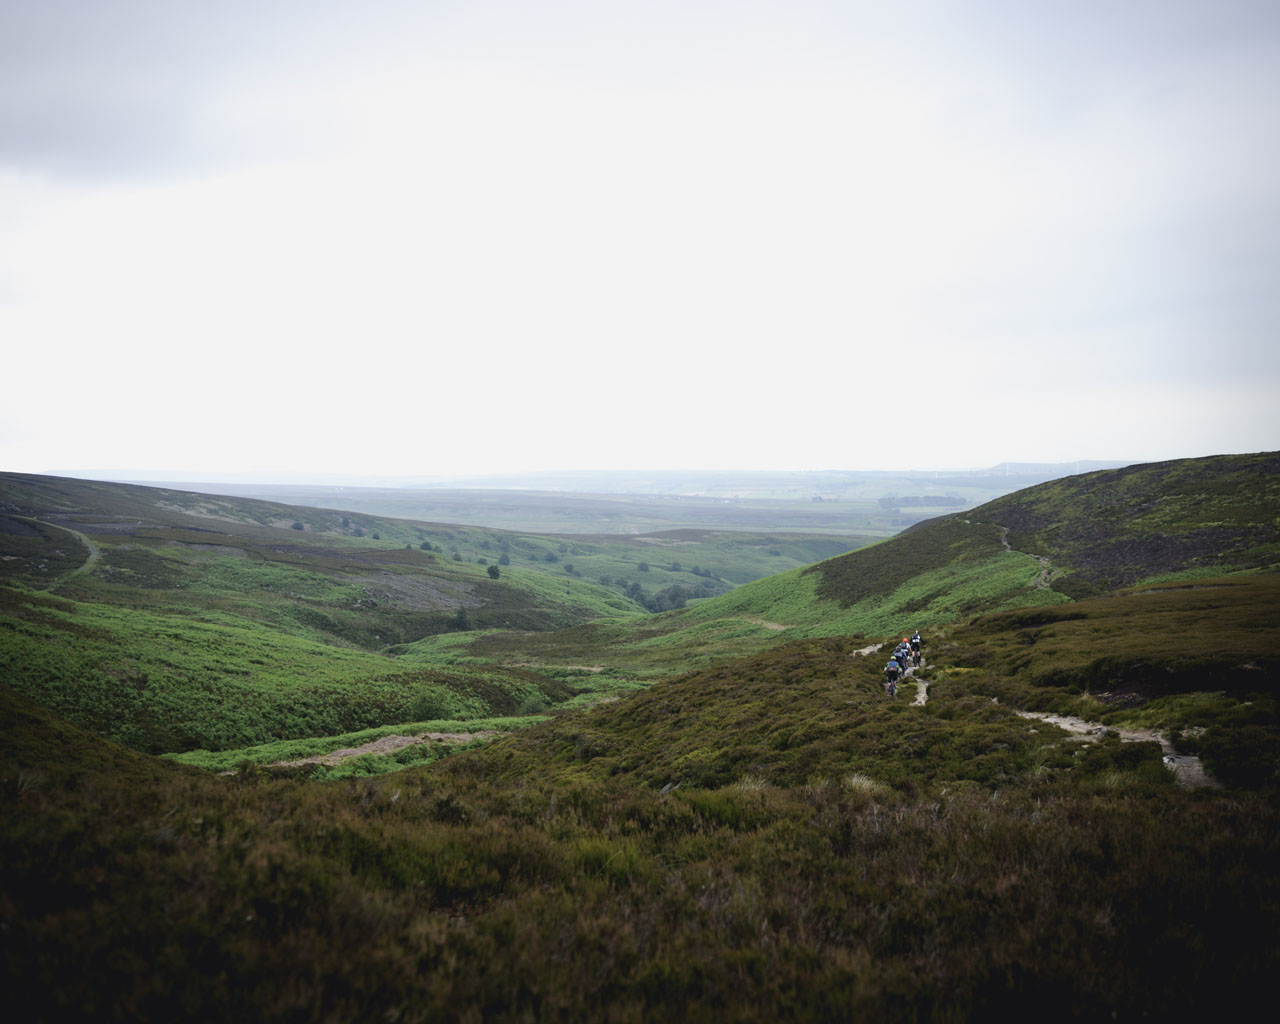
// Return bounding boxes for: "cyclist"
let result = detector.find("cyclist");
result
[884,659,900,696]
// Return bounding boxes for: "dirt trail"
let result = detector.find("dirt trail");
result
[909,673,929,706]
[901,658,929,705]
[1012,709,1218,788]
[857,644,928,703]
[997,524,1051,587]
[17,516,101,586]
[270,731,500,768]
[738,617,788,631]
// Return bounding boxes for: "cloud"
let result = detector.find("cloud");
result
[1,1,1277,477]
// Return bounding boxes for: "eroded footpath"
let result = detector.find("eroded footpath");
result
[270,731,500,768]
[1012,708,1218,788]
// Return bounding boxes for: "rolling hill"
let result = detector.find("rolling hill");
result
[2,453,1278,1019]
[0,472,871,753]
[421,452,1279,687]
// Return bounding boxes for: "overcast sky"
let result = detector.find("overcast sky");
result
[2,0,1277,481]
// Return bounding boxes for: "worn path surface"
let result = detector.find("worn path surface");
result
[853,632,1213,785]
[855,643,929,702]
[998,524,1052,587]
[1011,708,1218,788]
[17,515,101,587]
[271,731,500,768]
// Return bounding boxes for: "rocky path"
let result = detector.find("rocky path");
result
[856,642,930,704]
[270,731,500,768]
[910,675,930,706]
[1012,708,1218,788]
[854,631,1212,785]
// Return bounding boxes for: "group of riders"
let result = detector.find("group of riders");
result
[883,631,923,697]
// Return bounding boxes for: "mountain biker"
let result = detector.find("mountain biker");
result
[884,660,900,696]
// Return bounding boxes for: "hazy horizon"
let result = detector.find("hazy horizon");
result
[33,457,1156,492]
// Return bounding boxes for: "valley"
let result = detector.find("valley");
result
[1,453,1278,1020]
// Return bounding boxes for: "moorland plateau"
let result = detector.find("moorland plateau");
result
[2,452,1278,1020]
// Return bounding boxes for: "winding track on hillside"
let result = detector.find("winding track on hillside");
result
[1011,708,1218,788]
[997,525,1052,587]
[854,642,1216,784]
[15,515,101,588]
[854,642,930,704]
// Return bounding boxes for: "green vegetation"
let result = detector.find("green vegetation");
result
[3,648,1277,1020]
[0,584,570,753]
[418,528,1064,688]
[166,715,547,777]
[2,455,1279,1018]
[925,573,1280,787]
[970,451,1280,595]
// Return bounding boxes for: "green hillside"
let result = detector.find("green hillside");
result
[3,610,1278,1019]
[386,452,1278,693]
[959,451,1280,597]
[0,474,874,753]
[3,454,1279,1018]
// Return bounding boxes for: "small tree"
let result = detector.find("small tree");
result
[487,564,500,580]
[451,606,472,630]
[411,691,449,721]
[498,552,510,566]
[420,541,432,551]
[291,521,305,531]
[637,561,649,572]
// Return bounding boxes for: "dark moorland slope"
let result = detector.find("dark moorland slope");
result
[811,450,1280,606]
[423,451,1280,687]
[2,454,1279,1019]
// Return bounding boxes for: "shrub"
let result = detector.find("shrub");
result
[410,691,450,721]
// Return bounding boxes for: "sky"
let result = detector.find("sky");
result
[2,0,1277,482]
